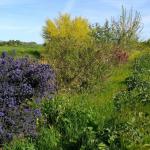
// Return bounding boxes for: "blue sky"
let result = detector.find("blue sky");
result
[0,0,150,43]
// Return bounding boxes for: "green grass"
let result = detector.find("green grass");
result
[0,44,43,58]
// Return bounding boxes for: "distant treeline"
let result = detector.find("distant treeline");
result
[0,40,39,46]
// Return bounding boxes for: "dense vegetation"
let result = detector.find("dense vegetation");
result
[0,7,150,150]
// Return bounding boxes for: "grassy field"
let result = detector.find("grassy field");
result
[0,44,43,58]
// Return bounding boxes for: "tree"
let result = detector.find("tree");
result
[91,20,115,44]
[43,14,91,49]
[111,6,142,46]
[91,6,142,49]
[42,14,101,91]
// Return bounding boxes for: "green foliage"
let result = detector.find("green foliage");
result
[41,96,111,150]
[110,53,150,149]
[28,50,41,59]
[36,127,61,150]
[3,138,35,150]
[91,20,115,45]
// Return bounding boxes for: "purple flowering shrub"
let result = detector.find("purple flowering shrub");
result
[0,52,56,145]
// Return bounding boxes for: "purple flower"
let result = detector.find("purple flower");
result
[6,133,13,140]
[24,108,31,113]
[34,109,42,117]
[0,52,56,144]
[0,112,4,117]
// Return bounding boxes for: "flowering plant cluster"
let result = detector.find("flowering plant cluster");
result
[113,48,128,64]
[0,52,56,145]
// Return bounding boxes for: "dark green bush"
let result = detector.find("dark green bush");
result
[29,50,41,59]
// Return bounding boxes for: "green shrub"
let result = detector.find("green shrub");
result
[3,138,35,150]
[42,14,112,92]
[109,53,150,149]
[36,127,61,150]
[41,96,109,150]
[133,53,150,81]
[28,50,41,59]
